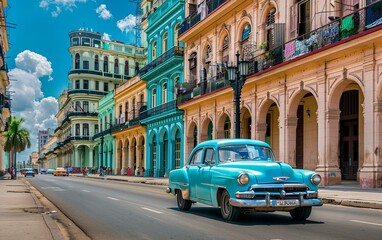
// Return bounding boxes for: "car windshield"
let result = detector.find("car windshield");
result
[218,144,275,163]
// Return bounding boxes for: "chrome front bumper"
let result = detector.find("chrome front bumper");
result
[229,193,323,208]
[230,198,323,208]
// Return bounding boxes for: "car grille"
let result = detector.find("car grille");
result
[249,183,309,200]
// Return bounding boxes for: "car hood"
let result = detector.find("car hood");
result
[218,161,303,183]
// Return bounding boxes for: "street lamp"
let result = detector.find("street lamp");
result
[227,51,249,139]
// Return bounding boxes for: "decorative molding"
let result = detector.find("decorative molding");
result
[305,82,319,98]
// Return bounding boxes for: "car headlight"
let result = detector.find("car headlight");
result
[310,173,321,185]
[237,172,249,185]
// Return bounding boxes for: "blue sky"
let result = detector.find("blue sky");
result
[5,0,139,162]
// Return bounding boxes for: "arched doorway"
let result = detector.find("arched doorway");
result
[257,100,280,160]
[175,129,181,169]
[200,118,213,142]
[131,138,137,174]
[339,90,359,180]
[160,132,168,177]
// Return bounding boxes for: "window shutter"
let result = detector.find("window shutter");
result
[290,5,297,39]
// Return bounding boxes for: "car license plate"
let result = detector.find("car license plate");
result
[275,199,298,206]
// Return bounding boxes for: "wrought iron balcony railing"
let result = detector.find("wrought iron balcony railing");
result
[140,100,177,119]
[139,46,184,76]
[68,69,130,80]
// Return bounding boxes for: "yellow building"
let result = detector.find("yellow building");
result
[112,75,147,175]
[177,0,382,187]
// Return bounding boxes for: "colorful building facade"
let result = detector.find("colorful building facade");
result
[94,91,115,171]
[112,75,147,176]
[51,29,146,172]
[140,0,185,177]
[177,0,382,187]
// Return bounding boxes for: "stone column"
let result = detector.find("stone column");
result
[255,122,267,142]
[359,58,380,187]
[316,109,342,185]
[121,141,126,175]
[285,116,298,167]
[75,146,79,167]
[89,146,94,168]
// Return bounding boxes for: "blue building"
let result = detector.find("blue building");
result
[140,0,185,177]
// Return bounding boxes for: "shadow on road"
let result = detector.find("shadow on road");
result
[168,206,325,226]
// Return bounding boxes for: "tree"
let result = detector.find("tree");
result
[3,116,31,179]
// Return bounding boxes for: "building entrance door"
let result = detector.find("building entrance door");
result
[339,90,359,181]
[340,120,358,180]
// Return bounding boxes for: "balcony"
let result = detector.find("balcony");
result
[68,69,128,80]
[178,1,382,104]
[71,136,92,141]
[139,46,184,78]
[179,0,228,36]
[140,100,177,119]
[111,104,147,133]
[67,111,98,118]
[68,89,108,96]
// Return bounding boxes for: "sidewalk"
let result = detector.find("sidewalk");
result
[75,173,382,210]
[0,174,64,240]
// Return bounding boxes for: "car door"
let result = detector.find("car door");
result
[196,147,215,203]
[187,148,203,199]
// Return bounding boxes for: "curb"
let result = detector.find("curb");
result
[24,180,65,240]
[322,197,382,209]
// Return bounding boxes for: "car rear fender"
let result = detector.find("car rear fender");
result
[169,169,190,197]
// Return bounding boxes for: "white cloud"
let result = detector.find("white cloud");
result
[96,4,112,20]
[117,14,136,33]
[8,51,58,164]
[102,32,111,41]
[15,50,53,80]
[39,0,88,17]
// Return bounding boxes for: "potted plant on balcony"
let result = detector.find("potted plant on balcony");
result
[259,41,268,50]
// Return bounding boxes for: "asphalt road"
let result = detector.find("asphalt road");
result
[27,175,382,240]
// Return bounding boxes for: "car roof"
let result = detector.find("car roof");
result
[196,139,271,148]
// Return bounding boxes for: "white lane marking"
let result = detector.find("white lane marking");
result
[350,220,382,227]
[82,190,91,193]
[141,207,163,214]
[107,197,119,201]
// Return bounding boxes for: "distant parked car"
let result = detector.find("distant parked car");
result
[40,169,47,174]
[54,167,68,176]
[167,139,323,221]
[24,168,35,177]
[47,169,55,174]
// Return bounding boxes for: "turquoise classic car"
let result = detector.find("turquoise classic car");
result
[167,139,323,221]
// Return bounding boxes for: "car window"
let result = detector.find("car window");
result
[218,145,275,163]
[189,149,203,165]
[203,148,215,164]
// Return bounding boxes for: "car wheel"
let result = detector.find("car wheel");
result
[220,190,240,221]
[290,206,312,220]
[176,190,192,211]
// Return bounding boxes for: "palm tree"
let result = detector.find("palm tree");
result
[3,116,31,179]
